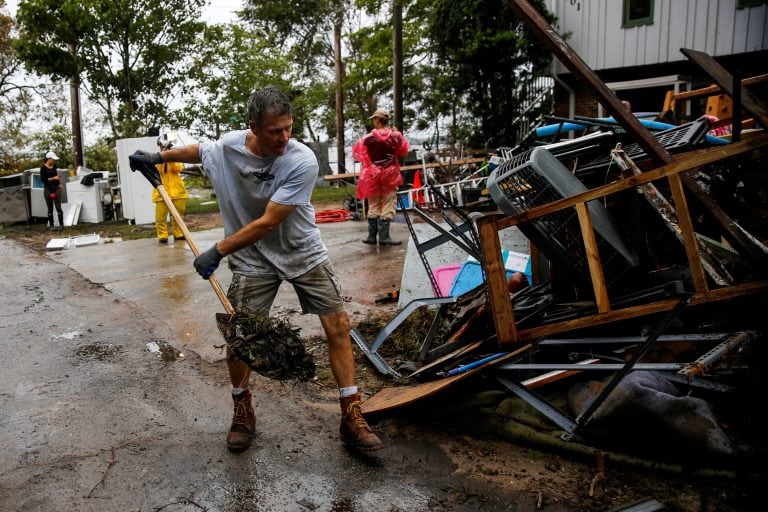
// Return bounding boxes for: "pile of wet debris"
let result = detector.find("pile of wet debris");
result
[353,15,768,484]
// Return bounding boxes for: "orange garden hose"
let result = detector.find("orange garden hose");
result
[315,209,353,223]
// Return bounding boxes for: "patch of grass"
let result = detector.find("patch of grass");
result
[186,196,219,214]
[0,217,156,244]
[356,307,445,362]
[312,183,356,205]
[183,175,210,189]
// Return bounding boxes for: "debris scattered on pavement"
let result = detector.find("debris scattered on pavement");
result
[217,311,316,382]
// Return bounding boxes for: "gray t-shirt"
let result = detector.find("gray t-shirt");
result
[199,131,327,279]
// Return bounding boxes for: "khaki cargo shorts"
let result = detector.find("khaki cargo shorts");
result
[227,260,345,317]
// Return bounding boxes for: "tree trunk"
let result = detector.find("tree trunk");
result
[68,44,84,169]
[334,6,345,173]
[392,0,403,131]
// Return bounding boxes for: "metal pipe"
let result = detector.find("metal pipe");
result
[679,331,754,380]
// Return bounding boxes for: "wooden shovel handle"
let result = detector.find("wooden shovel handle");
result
[156,185,235,315]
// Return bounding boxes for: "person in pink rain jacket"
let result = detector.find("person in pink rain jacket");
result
[352,108,409,245]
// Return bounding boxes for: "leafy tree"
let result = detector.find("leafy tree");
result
[174,23,298,141]
[0,0,35,172]
[239,0,337,80]
[14,0,206,140]
[239,0,407,145]
[240,0,368,143]
[30,123,72,169]
[343,15,395,131]
[425,0,555,148]
[84,137,118,174]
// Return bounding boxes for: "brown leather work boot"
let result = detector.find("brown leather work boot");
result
[227,389,255,452]
[340,393,384,452]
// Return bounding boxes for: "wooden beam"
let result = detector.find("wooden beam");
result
[516,280,768,340]
[673,74,768,102]
[667,173,709,292]
[507,0,673,167]
[477,216,519,346]
[362,344,534,415]
[575,202,611,313]
[680,48,768,128]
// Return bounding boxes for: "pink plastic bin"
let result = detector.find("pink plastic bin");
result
[432,264,462,297]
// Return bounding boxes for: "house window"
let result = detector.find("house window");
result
[623,0,654,27]
[737,0,767,8]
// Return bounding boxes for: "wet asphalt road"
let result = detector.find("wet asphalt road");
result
[0,223,546,511]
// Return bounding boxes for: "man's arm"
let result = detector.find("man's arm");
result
[193,200,297,279]
[159,144,202,164]
[216,200,297,256]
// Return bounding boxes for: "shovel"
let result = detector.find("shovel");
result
[129,155,315,381]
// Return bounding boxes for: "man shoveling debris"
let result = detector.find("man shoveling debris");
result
[129,87,383,453]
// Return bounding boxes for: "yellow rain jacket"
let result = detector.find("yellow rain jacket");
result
[151,161,189,202]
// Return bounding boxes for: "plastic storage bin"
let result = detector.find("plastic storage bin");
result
[449,250,532,296]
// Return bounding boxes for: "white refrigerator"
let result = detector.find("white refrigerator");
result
[115,137,157,225]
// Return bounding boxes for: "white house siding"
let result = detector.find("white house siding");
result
[544,0,768,74]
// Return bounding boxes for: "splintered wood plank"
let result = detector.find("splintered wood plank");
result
[477,217,519,346]
[674,73,768,102]
[667,173,708,292]
[408,340,486,378]
[679,173,767,266]
[575,202,610,313]
[516,280,768,340]
[362,344,533,415]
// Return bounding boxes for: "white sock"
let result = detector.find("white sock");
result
[231,387,248,396]
[339,386,358,397]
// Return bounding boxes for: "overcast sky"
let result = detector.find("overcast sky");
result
[4,0,239,25]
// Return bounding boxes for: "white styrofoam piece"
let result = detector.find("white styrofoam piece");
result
[72,234,100,247]
[46,238,71,250]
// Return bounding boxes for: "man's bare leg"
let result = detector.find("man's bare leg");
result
[320,312,384,451]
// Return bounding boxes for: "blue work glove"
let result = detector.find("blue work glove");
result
[128,150,164,187]
[194,244,224,279]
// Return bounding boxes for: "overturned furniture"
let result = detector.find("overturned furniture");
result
[361,0,768,462]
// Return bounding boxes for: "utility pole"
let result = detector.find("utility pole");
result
[334,5,346,172]
[392,0,403,131]
[69,76,83,169]
[68,44,84,169]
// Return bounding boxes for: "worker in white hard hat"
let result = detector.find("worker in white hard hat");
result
[40,151,64,230]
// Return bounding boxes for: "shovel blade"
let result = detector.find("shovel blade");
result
[215,312,236,342]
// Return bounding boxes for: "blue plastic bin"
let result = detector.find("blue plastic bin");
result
[449,250,532,296]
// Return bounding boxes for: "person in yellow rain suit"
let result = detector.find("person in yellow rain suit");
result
[153,136,189,243]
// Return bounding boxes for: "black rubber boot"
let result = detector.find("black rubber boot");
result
[378,219,401,245]
[362,218,378,244]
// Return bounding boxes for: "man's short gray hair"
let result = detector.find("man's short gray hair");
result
[248,87,292,127]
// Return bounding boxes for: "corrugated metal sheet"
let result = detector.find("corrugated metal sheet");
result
[544,0,768,73]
